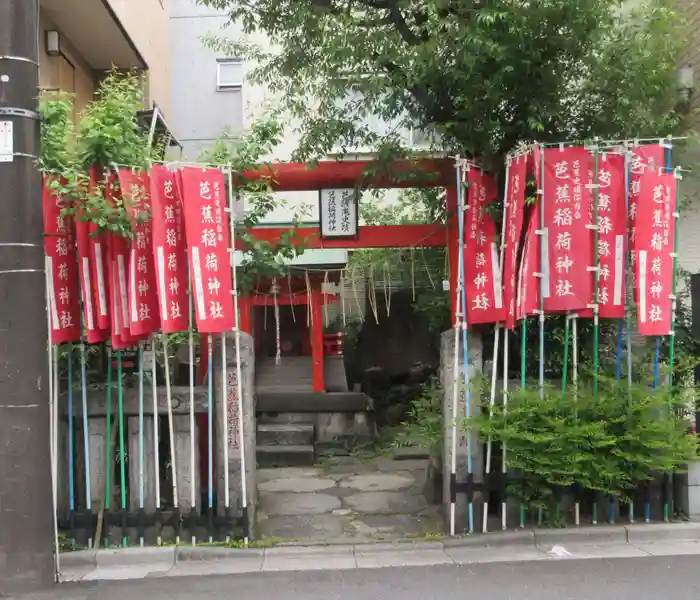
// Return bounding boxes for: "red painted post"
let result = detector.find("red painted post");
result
[238,293,252,335]
[311,290,325,392]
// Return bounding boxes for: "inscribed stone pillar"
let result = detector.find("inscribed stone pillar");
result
[213,331,256,539]
[172,415,200,512]
[127,416,157,514]
[440,329,484,534]
[88,418,107,509]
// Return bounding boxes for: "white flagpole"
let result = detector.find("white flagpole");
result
[484,157,511,533]
[228,165,248,545]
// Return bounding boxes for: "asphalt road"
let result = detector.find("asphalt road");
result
[12,556,700,600]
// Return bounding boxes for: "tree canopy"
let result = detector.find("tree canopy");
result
[201,0,687,170]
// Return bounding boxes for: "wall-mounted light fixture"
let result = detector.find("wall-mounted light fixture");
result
[678,64,694,103]
[45,30,61,57]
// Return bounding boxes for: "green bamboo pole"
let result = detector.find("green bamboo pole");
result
[117,351,127,546]
[105,348,113,547]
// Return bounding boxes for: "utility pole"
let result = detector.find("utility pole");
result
[0,0,56,594]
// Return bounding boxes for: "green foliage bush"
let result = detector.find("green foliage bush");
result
[471,378,696,510]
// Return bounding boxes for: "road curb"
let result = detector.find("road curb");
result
[625,522,700,544]
[443,530,535,548]
[95,546,176,568]
[176,546,264,561]
[534,525,628,546]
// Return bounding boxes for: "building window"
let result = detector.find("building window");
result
[216,59,243,91]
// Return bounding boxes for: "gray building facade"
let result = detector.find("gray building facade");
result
[170,0,244,160]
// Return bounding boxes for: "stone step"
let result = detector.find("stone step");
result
[256,445,315,468]
[257,412,315,426]
[257,423,314,446]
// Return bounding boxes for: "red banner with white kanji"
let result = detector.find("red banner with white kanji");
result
[75,211,108,344]
[635,170,677,336]
[594,152,627,319]
[464,169,505,325]
[118,170,161,338]
[108,231,137,349]
[88,167,111,332]
[150,165,189,333]
[503,154,527,329]
[516,207,540,320]
[42,178,82,344]
[541,147,593,313]
[180,167,235,333]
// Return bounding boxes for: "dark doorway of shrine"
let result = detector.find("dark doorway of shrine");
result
[254,305,310,360]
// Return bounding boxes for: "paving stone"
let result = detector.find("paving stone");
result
[344,491,429,514]
[258,475,337,493]
[353,513,443,537]
[261,492,342,516]
[259,514,348,540]
[340,472,416,492]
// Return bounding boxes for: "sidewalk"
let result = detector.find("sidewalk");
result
[58,522,700,582]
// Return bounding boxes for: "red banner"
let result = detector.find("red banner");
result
[516,207,540,320]
[42,178,82,344]
[74,213,108,344]
[503,154,527,329]
[150,165,190,333]
[88,167,110,332]
[464,169,505,326]
[180,167,235,333]
[118,170,161,338]
[108,231,137,349]
[629,144,665,303]
[635,170,677,336]
[593,152,627,319]
[541,147,593,313]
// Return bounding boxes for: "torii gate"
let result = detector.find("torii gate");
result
[238,158,462,391]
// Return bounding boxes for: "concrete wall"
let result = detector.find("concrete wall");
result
[108,0,172,119]
[38,11,97,116]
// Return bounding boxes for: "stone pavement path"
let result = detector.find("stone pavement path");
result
[257,456,442,543]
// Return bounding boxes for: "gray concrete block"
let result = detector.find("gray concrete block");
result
[176,546,263,561]
[534,525,628,546]
[634,540,700,556]
[625,522,700,544]
[264,544,354,556]
[58,550,98,569]
[445,545,550,564]
[354,549,452,568]
[261,549,356,572]
[687,461,700,486]
[354,541,445,553]
[94,546,176,569]
[443,530,535,548]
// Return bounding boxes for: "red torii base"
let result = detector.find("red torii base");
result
[220,158,461,392]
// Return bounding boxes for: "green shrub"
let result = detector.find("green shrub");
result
[471,377,696,510]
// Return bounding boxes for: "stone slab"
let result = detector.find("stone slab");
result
[176,546,264,561]
[261,492,342,516]
[259,475,337,493]
[81,566,172,581]
[257,467,323,482]
[344,491,428,514]
[260,514,347,540]
[339,472,415,492]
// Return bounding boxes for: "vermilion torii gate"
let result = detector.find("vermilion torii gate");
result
[238,158,463,392]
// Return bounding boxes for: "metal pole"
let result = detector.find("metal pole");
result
[0,0,56,592]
